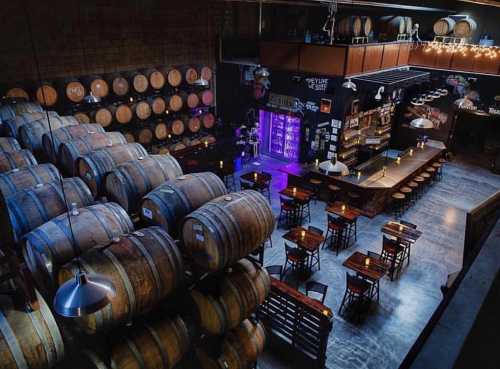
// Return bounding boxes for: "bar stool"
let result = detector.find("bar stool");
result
[407,181,419,203]
[309,178,322,203]
[347,191,361,209]
[426,166,436,184]
[328,184,341,203]
[338,272,372,320]
[432,162,442,181]
[413,176,425,198]
[391,192,406,218]
[399,186,413,209]
[421,172,431,190]
[381,236,405,280]
[323,214,348,255]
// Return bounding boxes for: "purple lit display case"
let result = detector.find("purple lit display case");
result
[259,109,301,162]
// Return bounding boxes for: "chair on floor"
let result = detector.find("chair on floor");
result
[364,251,383,301]
[306,281,328,303]
[381,236,405,280]
[265,265,283,280]
[308,225,324,236]
[240,179,254,191]
[283,243,309,277]
[328,184,342,203]
[338,272,372,319]
[323,214,348,255]
[278,196,298,228]
[308,178,322,203]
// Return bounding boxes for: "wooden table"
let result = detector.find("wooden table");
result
[279,186,312,202]
[240,171,271,186]
[382,221,422,244]
[343,251,389,281]
[326,201,361,222]
[283,227,324,272]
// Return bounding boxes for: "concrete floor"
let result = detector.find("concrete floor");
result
[235,155,500,369]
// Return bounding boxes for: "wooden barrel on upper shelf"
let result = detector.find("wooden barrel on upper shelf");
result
[220,319,266,369]
[111,315,189,369]
[181,66,199,85]
[219,259,270,330]
[154,122,169,140]
[171,119,185,136]
[188,116,201,133]
[110,104,133,125]
[35,82,58,107]
[190,289,228,335]
[73,112,91,124]
[42,123,105,163]
[336,16,363,38]
[0,150,38,173]
[199,90,214,106]
[105,154,182,213]
[124,132,135,143]
[58,226,184,334]
[126,71,149,93]
[23,202,133,286]
[141,172,226,235]
[64,78,86,103]
[433,17,456,36]
[377,16,406,40]
[200,66,213,82]
[0,163,60,198]
[453,18,477,38]
[404,16,413,35]
[201,113,215,129]
[5,87,29,100]
[144,68,166,90]
[182,190,275,272]
[186,92,200,109]
[162,67,183,87]
[151,96,166,115]
[137,127,153,145]
[108,73,130,96]
[83,75,109,98]
[0,102,44,123]
[19,115,79,153]
[3,111,59,138]
[59,132,128,176]
[169,94,184,112]
[91,107,113,128]
[133,100,152,121]
[77,143,148,196]
[0,290,64,369]
[5,177,93,240]
[0,137,22,153]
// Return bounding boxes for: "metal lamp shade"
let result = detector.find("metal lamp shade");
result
[54,272,116,317]
[319,160,350,176]
[410,117,434,129]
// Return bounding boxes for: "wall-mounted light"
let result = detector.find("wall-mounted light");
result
[375,87,384,101]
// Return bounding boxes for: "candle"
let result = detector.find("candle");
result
[219,161,223,169]
[315,158,319,166]
[382,166,387,176]
[399,224,404,232]
[167,134,171,139]
[254,172,258,180]
[365,257,371,267]
[357,171,361,179]
[292,187,297,195]
[341,204,346,212]
[409,149,414,156]
[204,141,208,148]
[300,230,306,239]
[396,157,401,165]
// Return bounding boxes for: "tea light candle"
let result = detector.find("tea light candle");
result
[396,157,401,165]
[341,204,346,212]
[292,187,297,195]
[409,149,414,156]
[357,171,361,179]
[219,161,223,169]
[254,172,258,180]
[300,230,306,239]
[365,257,371,267]
[204,141,209,148]
[315,158,319,166]
[399,224,404,232]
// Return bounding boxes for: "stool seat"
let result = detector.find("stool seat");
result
[439,158,446,164]
[328,184,341,192]
[400,186,412,194]
[310,178,322,185]
[392,192,405,200]
[414,176,425,182]
[426,167,436,173]
[408,181,418,188]
[421,172,431,178]
[432,162,442,168]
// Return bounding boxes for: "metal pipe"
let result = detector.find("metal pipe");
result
[258,0,263,37]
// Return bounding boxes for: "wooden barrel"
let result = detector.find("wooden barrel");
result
[187,93,200,109]
[0,150,38,173]
[137,128,153,145]
[0,103,44,124]
[377,16,406,40]
[200,90,214,106]
[91,107,114,128]
[219,259,270,329]
[188,117,201,133]
[336,16,363,38]
[171,119,185,135]
[433,17,456,36]
[3,111,59,138]
[6,177,93,240]
[19,115,79,153]
[202,113,215,129]
[170,143,186,152]
[59,132,128,176]
[169,94,183,112]
[111,315,189,369]
[84,75,109,98]
[220,319,266,369]
[133,101,152,120]
[404,16,413,35]
[64,78,86,103]
[73,112,91,124]
[106,154,182,212]
[42,123,105,163]
[182,190,275,272]
[163,67,183,87]
[35,83,58,107]
[151,96,167,115]
[0,163,60,198]
[193,348,223,369]
[108,73,130,96]
[77,143,148,196]
[200,66,213,82]
[58,227,184,334]
[144,68,166,90]
[5,87,30,100]
[124,132,135,143]
[182,67,199,85]
[454,18,477,38]
[158,146,170,155]
[127,71,149,93]
[141,172,227,235]
[0,137,22,153]
[0,290,64,369]
[190,289,228,335]
[23,202,133,285]
[154,122,169,140]
[111,104,133,125]
[72,350,110,369]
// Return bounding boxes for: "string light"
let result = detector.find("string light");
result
[423,40,498,59]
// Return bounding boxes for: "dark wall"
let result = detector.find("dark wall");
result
[0,0,216,88]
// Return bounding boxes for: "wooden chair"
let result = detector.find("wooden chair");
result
[240,179,254,191]
[381,236,405,280]
[308,178,322,203]
[308,225,324,236]
[278,196,298,228]
[328,184,341,203]
[323,214,348,255]
[283,243,308,277]
[365,251,383,301]
[398,220,416,265]
[338,272,372,319]
[265,265,283,281]
[306,281,328,303]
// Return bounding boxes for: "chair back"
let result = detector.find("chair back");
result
[280,196,295,208]
[240,180,254,190]
[306,281,328,303]
[265,265,283,280]
[399,220,417,229]
[367,251,382,260]
[327,214,345,226]
[308,225,324,236]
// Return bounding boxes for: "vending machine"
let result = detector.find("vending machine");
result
[258,109,301,162]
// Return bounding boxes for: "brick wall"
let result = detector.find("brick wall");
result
[0,0,216,88]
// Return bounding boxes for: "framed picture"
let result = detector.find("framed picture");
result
[351,99,359,115]
[320,98,332,113]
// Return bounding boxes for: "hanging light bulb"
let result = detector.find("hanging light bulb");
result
[342,78,357,92]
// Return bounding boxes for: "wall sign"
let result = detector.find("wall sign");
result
[305,77,329,92]
[267,93,300,112]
